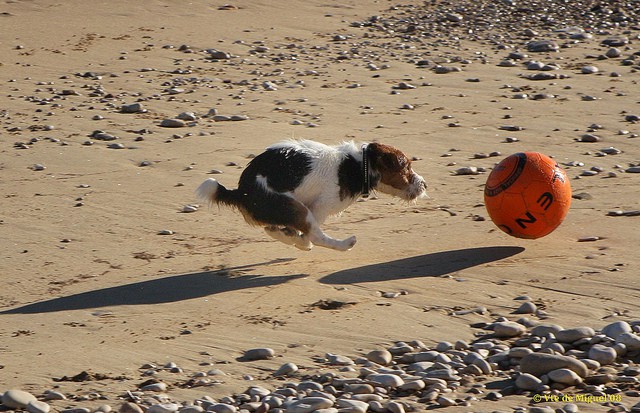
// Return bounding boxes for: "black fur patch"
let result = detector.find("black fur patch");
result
[239,147,312,192]
[338,154,363,200]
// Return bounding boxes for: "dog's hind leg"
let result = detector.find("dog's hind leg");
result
[264,226,313,251]
[302,213,357,251]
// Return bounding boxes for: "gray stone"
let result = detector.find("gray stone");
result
[555,327,595,343]
[287,397,333,411]
[548,368,582,385]
[160,119,186,128]
[141,382,167,392]
[366,373,404,388]
[27,401,51,413]
[148,404,180,413]
[531,324,563,337]
[520,353,588,377]
[366,349,393,365]
[119,403,144,413]
[515,373,543,390]
[207,404,236,413]
[527,40,559,52]
[243,348,275,360]
[588,344,617,365]
[514,301,537,314]
[273,362,298,377]
[179,407,205,413]
[2,390,37,409]
[617,333,640,350]
[120,103,144,113]
[386,401,405,413]
[602,321,633,339]
[326,353,354,365]
[335,399,368,413]
[493,321,526,337]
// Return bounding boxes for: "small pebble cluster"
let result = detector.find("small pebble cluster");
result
[3,319,640,413]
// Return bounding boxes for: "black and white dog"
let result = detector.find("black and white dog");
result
[197,140,427,251]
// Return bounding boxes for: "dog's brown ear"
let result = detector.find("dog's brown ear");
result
[367,142,409,171]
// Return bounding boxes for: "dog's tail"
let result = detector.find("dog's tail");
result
[196,178,239,208]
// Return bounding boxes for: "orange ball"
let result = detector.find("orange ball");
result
[484,152,572,239]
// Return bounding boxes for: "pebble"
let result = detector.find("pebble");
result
[548,368,583,385]
[520,353,588,378]
[514,301,537,314]
[160,119,186,128]
[242,348,275,361]
[209,404,236,413]
[27,400,51,413]
[602,321,633,339]
[121,103,145,113]
[273,362,298,377]
[515,373,543,390]
[581,65,599,74]
[182,204,199,213]
[366,349,393,365]
[141,382,167,392]
[366,373,404,388]
[588,344,617,365]
[2,390,37,409]
[526,40,559,52]
[119,403,144,413]
[617,333,640,350]
[286,397,333,413]
[555,326,595,343]
[147,404,180,413]
[493,321,526,337]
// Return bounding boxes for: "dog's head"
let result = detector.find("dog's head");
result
[367,142,427,201]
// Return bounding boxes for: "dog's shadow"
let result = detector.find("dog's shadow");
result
[320,246,525,284]
[1,259,304,315]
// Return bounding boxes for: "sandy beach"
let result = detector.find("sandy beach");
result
[1,1,640,412]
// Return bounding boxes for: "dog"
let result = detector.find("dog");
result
[196,139,427,251]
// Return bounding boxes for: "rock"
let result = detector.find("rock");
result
[2,390,37,409]
[119,403,144,413]
[588,344,617,365]
[335,399,368,413]
[27,401,51,413]
[208,404,236,413]
[531,324,563,337]
[286,398,334,413]
[160,119,186,128]
[514,301,537,314]
[326,353,354,365]
[120,103,144,113]
[208,50,231,59]
[147,404,180,413]
[386,401,405,413]
[515,373,543,390]
[581,65,599,74]
[242,348,275,361]
[601,321,632,340]
[366,373,404,388]
[520,353,588,377]
[436,396,456,407]
[179,407,204,413]
[555,327,595,343]
[617,333,640,350]
[273,362,298,377]
[548,368,582,385]
[493,321,526,337]
[141,382,167,392]
[527,40,559,52]
[366,349,393,365]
